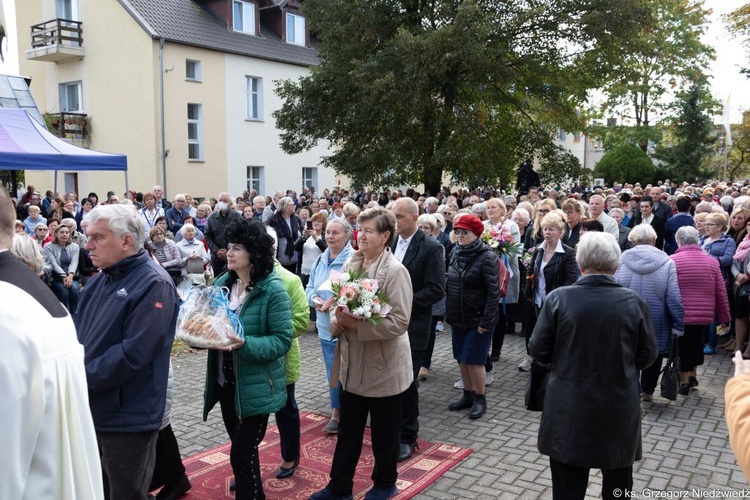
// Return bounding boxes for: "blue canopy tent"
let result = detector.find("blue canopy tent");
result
[0,108,128,190]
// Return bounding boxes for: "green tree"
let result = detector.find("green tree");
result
[726,3,750,75]
[654,81,717,183]
[274,0,651,194]
[594,143,655,185]
[705,112,750,181]
[594,0,714,151]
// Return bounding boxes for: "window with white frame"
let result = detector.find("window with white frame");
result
[233,0,256,35]
[186,60,202,81]
[59,81,83,112]
[187,103,203,161]
[302,167,317,191]
[557,129,567,141]
[286,13,305,46]
[247,166,264,193]
[56,0,80,21]
[245,76,263,120]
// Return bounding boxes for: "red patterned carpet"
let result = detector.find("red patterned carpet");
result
[173,412,472,499]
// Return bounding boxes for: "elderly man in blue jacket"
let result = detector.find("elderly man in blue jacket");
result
[75,204,179,500]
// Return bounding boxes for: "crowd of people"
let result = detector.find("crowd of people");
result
[5,175,750,499]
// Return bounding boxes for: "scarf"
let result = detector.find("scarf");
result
[735,233,750,263]
[275,215,299,258]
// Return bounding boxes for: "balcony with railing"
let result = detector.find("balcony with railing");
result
[44,112,90,148]
[26,19,85,62]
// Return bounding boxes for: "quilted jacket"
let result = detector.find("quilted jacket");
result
[203,271,292,420]
[275,261,310,384]
[446,240,499,331]
[670,245,730,326]
[616,245,684,353]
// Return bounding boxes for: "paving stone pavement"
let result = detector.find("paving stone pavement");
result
[170,325,749,499]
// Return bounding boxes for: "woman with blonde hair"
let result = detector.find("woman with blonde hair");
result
[43,224,80,314]
[11,233,45,276]
[728,207,750,246]
[523,199,557,249]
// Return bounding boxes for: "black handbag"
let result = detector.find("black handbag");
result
[660,335,681,401]
[525,361,551,411]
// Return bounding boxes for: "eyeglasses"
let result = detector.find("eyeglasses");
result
[454,229,471,236]
[538,209,550,215]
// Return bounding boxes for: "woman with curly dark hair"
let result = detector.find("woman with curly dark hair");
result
[202,218,292,499]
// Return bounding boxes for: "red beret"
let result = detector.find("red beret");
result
[453,214,484,237]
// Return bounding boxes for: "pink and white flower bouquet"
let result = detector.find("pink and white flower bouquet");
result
[327,268,392,324]
[481,222,522,258]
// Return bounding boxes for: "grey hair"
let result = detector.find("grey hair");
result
[265,226,278,251]
[432,213,445,228]
[675,226,700,247]
[327,218,353,240]
[276,197,294,214]
[60,218,77,230]
[628,223,657,246]
[179,222,196,237]
[576,232,621,275]
[471,202,486,215]
[424,197,439,207]
[609,208,625,218]
[84,204,146,251]
[11,234,45,275]
[417,213,437,231]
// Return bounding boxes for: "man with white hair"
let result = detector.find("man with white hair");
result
[424,197,439,214]
[152,185,172,212]
[0,188,104,499]
[588,195,619,238]
[263,191,284,224]
[76,204,178,499]
[205,192,242,276]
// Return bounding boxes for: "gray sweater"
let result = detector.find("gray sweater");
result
[44,242,80,278]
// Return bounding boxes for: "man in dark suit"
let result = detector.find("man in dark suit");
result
[650,187,672,220]
[629,196,667,250]
[390,198,445,462]
[664,197,694,255]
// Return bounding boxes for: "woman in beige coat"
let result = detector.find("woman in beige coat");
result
[310,207,413,500]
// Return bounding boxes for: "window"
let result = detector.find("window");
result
[247,166,264,193]
[557,129,566,141]
[286,13,305,46]
[233,0,256,35]
[56,0,80,21]
[187,103,203,161]
[186,60,201,81]
[302,167,317,191]
[245,76,263,120]
[59,81,82,112]
[573,131,581,142]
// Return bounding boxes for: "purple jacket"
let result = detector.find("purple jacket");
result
[671,245,730,325]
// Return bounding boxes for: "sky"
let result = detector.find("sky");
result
[704,0,750,123]
[1,0,749,122]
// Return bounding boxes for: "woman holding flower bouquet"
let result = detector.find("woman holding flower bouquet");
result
[485,198,522,362]
[310,207,413,500]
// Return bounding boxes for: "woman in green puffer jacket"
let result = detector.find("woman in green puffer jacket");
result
[202,218,292,500]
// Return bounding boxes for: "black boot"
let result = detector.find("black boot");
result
[449,390,475,411]
[468,394,487,419]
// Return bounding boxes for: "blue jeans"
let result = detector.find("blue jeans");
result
[50,278,79,315]
[320,338,341,409]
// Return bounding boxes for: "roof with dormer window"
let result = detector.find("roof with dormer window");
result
[118,0,317,67]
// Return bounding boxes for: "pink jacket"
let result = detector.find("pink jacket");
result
[671,245,730,325]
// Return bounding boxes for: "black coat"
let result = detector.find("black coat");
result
[390,231,446,351]
[445,241,499,331]
[524,242,578,302]
[628,214,667,250]
[529,275,658,469]
[204,210,242,273]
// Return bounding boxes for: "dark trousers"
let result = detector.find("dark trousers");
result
[420,316,440,369]
[50,278,80,315]
[98,430,158,500]
[328,390,403,495]
[640,354,665,395]
[550,458,632,500]
[401,349,424,444]
[275,383,300,462]
[217,382,269,500]
[149,424,186,492]
[523,300,537,352]
[491,309,507,356]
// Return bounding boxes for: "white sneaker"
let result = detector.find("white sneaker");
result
[518,356,532,372]
[436,321,445,332]
[453,378,464,389]
[485,371,494,386]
